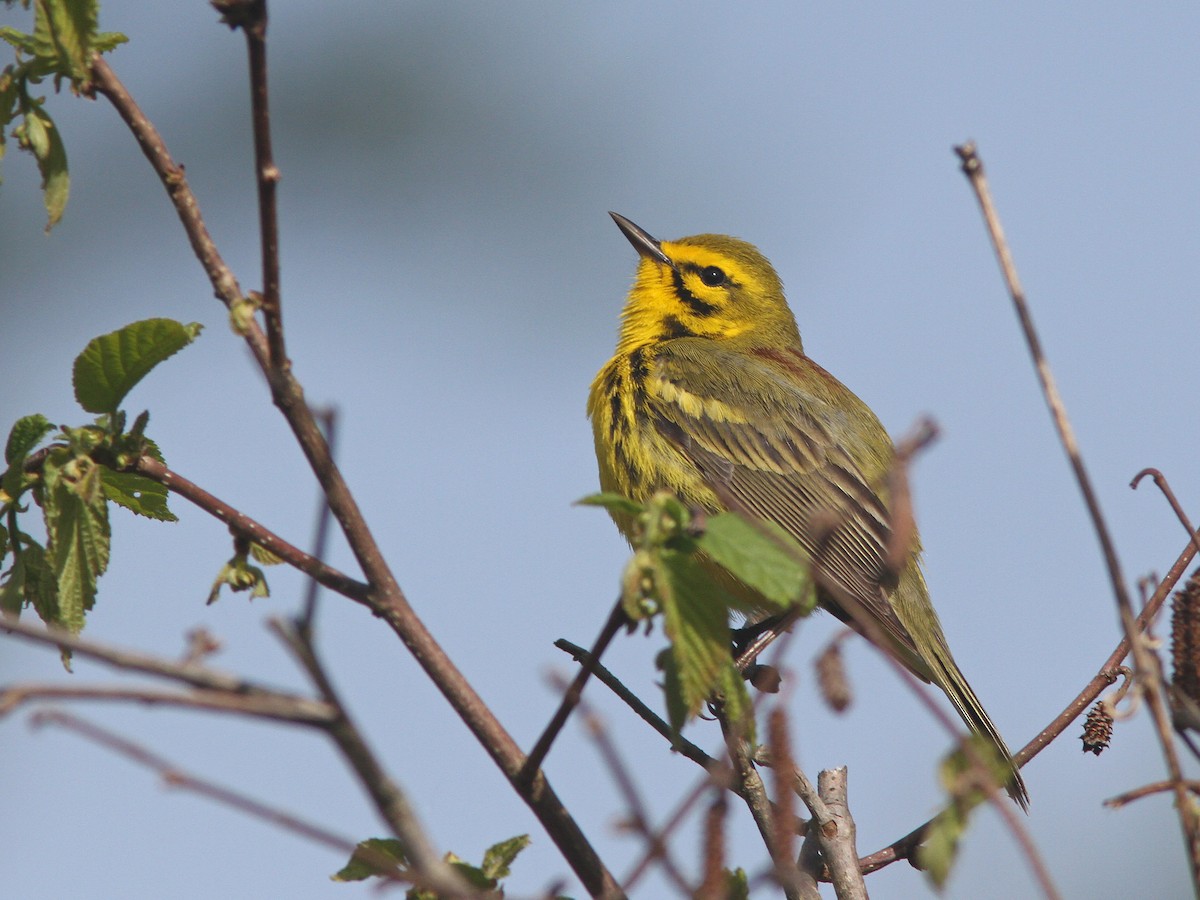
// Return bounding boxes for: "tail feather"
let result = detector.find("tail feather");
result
[925,640,1029,810]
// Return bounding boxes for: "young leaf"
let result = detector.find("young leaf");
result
[99,468,176,521]
[657,548,734,724]
[917,803,966,889]
[20,104,68,230]
[49,0,99,81]
[1,542,26,616]
[330,838,407,882]
[5,413,54,465]
[715,659,754,743]
[1,537,59,624]
[696,513,812,610]
[480,834,531,881]
[72,318,203,414]
[42,452,109,632]
[723,867,751,900]
[576,491,644,520]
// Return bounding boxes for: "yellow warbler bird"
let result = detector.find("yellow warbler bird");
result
[588,212,1027,808]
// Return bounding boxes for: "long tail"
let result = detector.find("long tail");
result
[923,639,1029,809]
[890,569,1029,809]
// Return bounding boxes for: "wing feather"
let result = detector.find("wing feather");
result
[645,340,924,666]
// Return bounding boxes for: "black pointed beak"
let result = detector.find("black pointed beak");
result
[609,212,674,269]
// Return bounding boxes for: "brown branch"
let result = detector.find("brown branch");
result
[133,455,369,602]
[1106,780,1200,810]
[552,638,715,769]
[271,618,475,898]
[30,709,373,864]
[523,602,628,781]
[717,704,805,900]
[90,46,617,896]
[813,768,867,900]
[0,683,332,725]
[956,140,1200,896]
[238,0,285,368]
[1132,469,1200,562]
[566,680,693,896]
[2,616,272,695]
[87,56,269,368]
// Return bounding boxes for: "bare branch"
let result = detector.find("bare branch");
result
[30,709,371,863]
[236,0,286,368]
[1105,780,1200,810]
[88,55,269,367]
[89,48,618,893]
[0,683,332,725]
[133,455,369,602]
[523,602,628,782]
[2,617,272,695]
[956,140,1200,895]
[717,704,805,900]
[814,768,867,900]
[270,618,475,898]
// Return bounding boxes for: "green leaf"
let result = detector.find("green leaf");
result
[575,491,644,520]
[1,533,59,624]
[39,0,98,82]
[5,413,54,465]
[917,804,966,888]
[723,867,750,900]
[0,26,38,55]
[657,548,733,724]
[657,645,687,736]
[715,659,754,744]
[696,513,812,610]
[72,318,203,413]
[1,541,26,616]
[21,103,68,229]
[42,450,109,632]
[330,838,406,882]
[248,541,281,565]
[91,31,127,54]
[480,834,530,881]
[99,468,176,521]
[207,553,269,604]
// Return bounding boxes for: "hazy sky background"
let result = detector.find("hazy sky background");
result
[2,3,1197,898]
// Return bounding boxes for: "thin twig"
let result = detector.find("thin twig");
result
[1132,469,1200,562]
[2,616,271,695]
[552,638,715,768]
[956,140,1200,896]
[91,46,618,897]
[1105,780,1200,810]
[238,0,286,369]
[562,677,693,895]
[30,709,372,863]
[133,455,369,602]
[300,407,338,632]
[523,602,628,782]
[270,618,474,898]
[716,704,804,900]
[0,683,332,724]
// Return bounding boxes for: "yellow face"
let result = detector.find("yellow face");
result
[616,229,801,351]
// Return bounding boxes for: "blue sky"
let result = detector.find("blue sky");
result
[2,3,1197,898]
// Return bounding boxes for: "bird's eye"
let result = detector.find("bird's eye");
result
[699,266,726,287]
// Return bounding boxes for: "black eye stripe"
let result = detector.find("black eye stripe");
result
[671,269,719,316]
